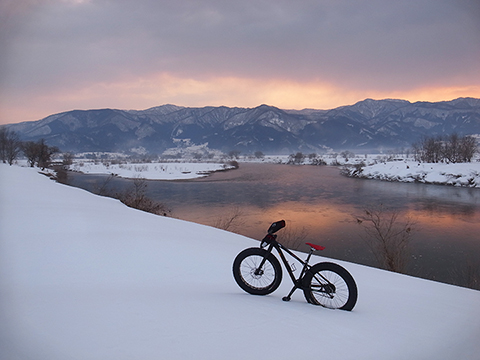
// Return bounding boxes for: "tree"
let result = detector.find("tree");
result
[288,152,305,164]
[459,135,477,162]
[412,134,477,163]
[21,139,59,168]
[0,127,7,162]
[340,151,355,161]
[228,150,241,159]
[254,151,264,159]
[62,152,75,166]
[38,139,59,169]
[22,141,40,167]
[413,136,443,163]
[0,127,22,165]
[356,205,415,273]
[443,133,461,163]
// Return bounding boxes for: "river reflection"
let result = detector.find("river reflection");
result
[70,163,480,288]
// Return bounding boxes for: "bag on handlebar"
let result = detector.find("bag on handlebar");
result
[267,220,286,234]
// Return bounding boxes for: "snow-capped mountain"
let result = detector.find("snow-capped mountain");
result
[7,98,480,154]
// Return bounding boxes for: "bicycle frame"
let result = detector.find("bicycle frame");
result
[259,234,319,301]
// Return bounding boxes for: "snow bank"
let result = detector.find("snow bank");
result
[346,161,480,188]
[69,161,234,180]
[1,164,480,360]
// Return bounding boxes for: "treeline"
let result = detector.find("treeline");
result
[0,127,60,168]
[412,134,477,163]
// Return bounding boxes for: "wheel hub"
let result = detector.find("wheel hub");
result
[252,268,264,278]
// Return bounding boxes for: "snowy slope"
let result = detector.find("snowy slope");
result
[348,161,480,187]
[1,164,480,360]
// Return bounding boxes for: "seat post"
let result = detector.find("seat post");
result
[305,247,314,265]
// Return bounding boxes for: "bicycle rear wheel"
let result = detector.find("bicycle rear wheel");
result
[302,262,357,311]
[233,247,282,295]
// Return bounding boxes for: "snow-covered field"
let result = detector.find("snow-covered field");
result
[344,161,480,188]
[69,161,234,180]
[1,163,480,360]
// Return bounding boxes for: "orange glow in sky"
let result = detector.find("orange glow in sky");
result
[1,0,479,124]
[2,73,480,125]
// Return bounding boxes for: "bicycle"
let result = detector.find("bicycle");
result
[232,220,358,310]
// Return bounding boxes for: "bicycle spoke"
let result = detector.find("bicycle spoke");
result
[310,270,350,308]
[240,255,276,290]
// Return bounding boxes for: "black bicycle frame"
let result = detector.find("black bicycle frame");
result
[259,234,317,301]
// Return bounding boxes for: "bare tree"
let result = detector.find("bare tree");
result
[62,152,75,166]
[94,174,117,196]
[118,177,170,216]
[0,127,22,165]
[21,139,59,168]
[228,150,241,159]
[420,136,443,163]
[340,150,355,162]
[288,152,305,164]
[356,205,415,273]
[443,133,461,163]
[37,139,59,169]
[212,206,245,233]
[413,134,477,163]
[459,135,477,162]
[254,151,264,159]
[22,141,39,167]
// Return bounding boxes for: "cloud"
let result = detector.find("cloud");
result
[1,0,479,124]
[2,72,479,126]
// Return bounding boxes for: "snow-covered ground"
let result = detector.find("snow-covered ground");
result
[345,161,480,187]
[1,163,480,360]
[69,161,234,180]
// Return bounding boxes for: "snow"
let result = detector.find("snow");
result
[1,164,480,360]
[346,161,480,188]
[69,161,234,180]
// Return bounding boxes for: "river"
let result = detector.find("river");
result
[69,163,480,288]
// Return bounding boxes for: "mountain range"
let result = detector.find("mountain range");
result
[7,97,480,154]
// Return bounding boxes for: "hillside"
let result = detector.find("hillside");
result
[7,97,480,154]
[1,164,480,360]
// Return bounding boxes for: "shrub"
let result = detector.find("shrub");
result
[212,206,245,233]
[356,205,415,273]
[117,177,171,216]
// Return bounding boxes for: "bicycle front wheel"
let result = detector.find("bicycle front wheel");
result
[302,262,357,311]
[233,247,282,295]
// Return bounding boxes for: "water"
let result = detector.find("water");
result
[69,163,480,287]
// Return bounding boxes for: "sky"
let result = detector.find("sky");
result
[1,0,479,125]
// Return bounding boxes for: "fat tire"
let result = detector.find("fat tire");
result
[233,247,282,295]
[302,262,357,311]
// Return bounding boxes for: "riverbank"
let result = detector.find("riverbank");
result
[343,161,480,188]
[67,161,236,180]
